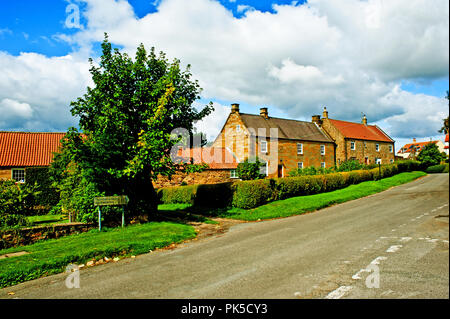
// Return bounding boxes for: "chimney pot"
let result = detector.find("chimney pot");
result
[260,107,268,119]
[362,114,367,125]
[231,103,240,113]
[322,107,328,119]
[413,138,416,143]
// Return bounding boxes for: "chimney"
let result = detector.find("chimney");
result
[413,138,416,143]
[260,107,268,119]
[362,114,367,125]
[231,103,240,113]
[312,115,322,126]
[322,107,328,119]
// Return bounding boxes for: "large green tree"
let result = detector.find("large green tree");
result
[438,90,449,134]
[53,34,213,218]
[417,142,446,167]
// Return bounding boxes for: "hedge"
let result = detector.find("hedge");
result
[157,160,425,210]
[425,164,449,174]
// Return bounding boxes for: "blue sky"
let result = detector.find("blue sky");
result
[0,0,448,151]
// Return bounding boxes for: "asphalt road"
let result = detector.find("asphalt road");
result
[2,173,449,299]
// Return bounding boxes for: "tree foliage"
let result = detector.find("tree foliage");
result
[438,90,449,134]
[51,34,213,219]
[417,142,446,167]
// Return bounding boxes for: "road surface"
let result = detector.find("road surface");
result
[1,173,448,299]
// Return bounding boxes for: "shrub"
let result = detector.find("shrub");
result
[232,179,276,209]
[157,184,198,205]
[425,164,447,174]
[236,157,265,180]
[337,159,365,172]
[25,167,60,211]
[417,143,446,167]
[396,160,423,172]
[194,182,235,207]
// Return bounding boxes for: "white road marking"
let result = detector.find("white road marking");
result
[400,237,412,243]
[426,238,439,243]
[370,256,387,265]
[386,245,402,253]
[352,269,370,280]
[325,286,353,299]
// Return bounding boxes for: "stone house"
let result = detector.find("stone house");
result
[211,104,336,178]
[397,138,446,159]
[0,131,66,182]
[315,108,395,165]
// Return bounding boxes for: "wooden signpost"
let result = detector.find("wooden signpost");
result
[94,195,129,231]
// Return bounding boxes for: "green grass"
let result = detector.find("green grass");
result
[26,214,69,226]
[187,171,427,221]
[0,221,196,288]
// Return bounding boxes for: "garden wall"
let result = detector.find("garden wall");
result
[0,223,94,250]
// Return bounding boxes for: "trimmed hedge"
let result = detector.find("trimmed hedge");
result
[157,161,425,210]
[425,164,449,174]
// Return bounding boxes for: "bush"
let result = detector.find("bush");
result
[157,184,198,205]
[417,143,446,167]
[194,182,235,207]
[232,179,277,209]
[425,164,448,174]
[337,159,365,172]
[236,157,265,180]
[25,167,60,212]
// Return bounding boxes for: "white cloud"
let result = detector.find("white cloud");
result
[0,0,448,143]
[194,102,230,142]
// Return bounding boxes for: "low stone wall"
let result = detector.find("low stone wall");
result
[153,169,236,188]
[0,223,94,250]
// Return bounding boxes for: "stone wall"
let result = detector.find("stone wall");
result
[0,223,94,249]
[153,169,235,188]
[0,167,11,180]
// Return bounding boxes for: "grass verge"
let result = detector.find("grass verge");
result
[186,171,427,221]
[0,221,196,288]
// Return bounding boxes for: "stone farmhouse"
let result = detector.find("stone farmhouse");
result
[316,107,395,165]
[211,104,336,178]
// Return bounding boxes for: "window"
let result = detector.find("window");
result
[230,169,238,178]
[375,158,382,164]
[298,162,303,169]
[389,145,393,153]
[376,144,380,152]
[390,159,394,163]
[260,162,268,176]
[321,162,326,168]
[350,141,355,150]
[297,143,303,154]
[320,145,325,155]
[12,168,25,183]
[260,141,267,153]
[236,125,240,132]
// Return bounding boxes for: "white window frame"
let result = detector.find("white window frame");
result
[376,144,380,152]
[297,143,303,155]
[298,162,303,169]
[375,158,382,164]
[350,141,355,150]
[320,145,325,155]
[321,162,326,168]
[390,159,394,163]
[389,145,393,153]
[236,125,240,133]
[260,140,267,153]
[12,168,25,183]
[230,169,238,179]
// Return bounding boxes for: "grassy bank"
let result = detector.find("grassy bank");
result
[0,221,196,288]
[186,171,427,221]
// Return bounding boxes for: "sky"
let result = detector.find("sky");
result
[0,0,448,153]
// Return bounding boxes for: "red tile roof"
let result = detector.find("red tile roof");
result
[328,119,394,142]
[397,141,438,154]
[445,133,449,143]
[177,147,238,169]
[0,132,66,167]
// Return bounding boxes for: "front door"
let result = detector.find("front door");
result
[278,165,283,178]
